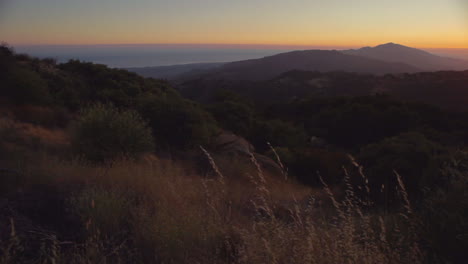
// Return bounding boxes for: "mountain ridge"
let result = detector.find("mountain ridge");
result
[127,43,468,80]
[202,49,420,80]
[342,43,468,71]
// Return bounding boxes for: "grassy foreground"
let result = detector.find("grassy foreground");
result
[0,136,424,264]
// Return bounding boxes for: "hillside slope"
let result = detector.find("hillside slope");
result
[343,43,468,71]
[201,50,419,80]
[125,62,224,79]
[179,70,468,111]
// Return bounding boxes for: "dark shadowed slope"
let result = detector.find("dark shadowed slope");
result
[343,43,468,71]
[178,70,468,111]
[125,62,224,79]
[204,50,419,80]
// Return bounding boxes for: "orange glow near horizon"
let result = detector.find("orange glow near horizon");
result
[1,0,468,49]
[8,41,467,51]
[5,28,468,50]
[7,34,468,50]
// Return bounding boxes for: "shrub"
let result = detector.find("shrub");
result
[249,119,307,152]
[208,101,254,136]
[1,66,51,105]
[268,147,350,186]
[420,151,468,263]
[70,103,154,162]
[137,95,219,150]
[359,132,443,205]
[0,43,14,57]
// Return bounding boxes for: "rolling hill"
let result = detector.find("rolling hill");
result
[343,43,468,71]
[178,70,468,111]
[127,43,468,81]
[202,50,420,80]
[125,62,224,79]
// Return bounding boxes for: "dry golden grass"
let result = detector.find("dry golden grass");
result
[0,116,68,148]
[0,147,423,263]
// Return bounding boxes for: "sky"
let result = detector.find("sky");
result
[1,0,467,48]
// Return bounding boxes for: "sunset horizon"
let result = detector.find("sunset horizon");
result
[2,0,467,49]
[8,42,468,50]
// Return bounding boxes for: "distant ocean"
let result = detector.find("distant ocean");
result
[12,45,468,68]
[12,45,297,68]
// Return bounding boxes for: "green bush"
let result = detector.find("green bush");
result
[420,151,468,263]
[268,147,350,186]
[1,66,51,105]
[249,119,307,152]
[208,100,254,136]
[359,132,443,205]
[137,95,219,150]
[70,104,154,162]
[58,60,175,108]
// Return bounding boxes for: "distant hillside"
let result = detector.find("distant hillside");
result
[126,43,468,81]
[343,43,468,71]
[175,43,468,110]
[178,70,468,111]
[198,50,419,80]
[125,62,224,79]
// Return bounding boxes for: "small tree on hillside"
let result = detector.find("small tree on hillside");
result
[70,103,154,163]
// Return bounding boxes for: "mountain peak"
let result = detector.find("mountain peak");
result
[374,42,410,49]
[342,43,468,71]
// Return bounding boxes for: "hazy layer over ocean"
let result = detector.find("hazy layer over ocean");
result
[12,44,468,68]
[12,45,296,68]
